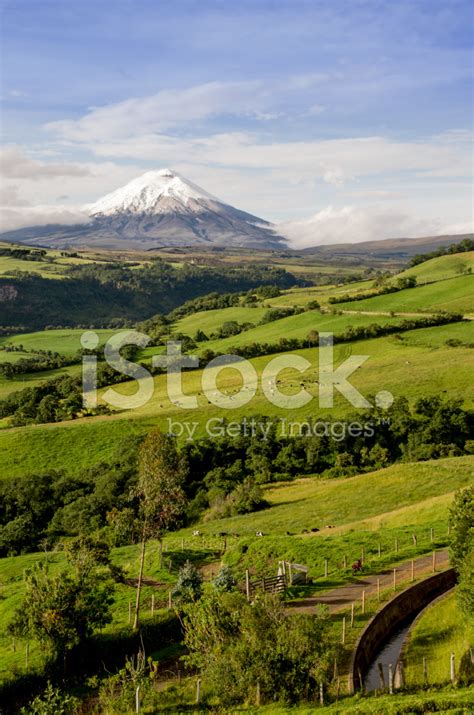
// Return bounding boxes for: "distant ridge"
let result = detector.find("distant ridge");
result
[300,233,474,257]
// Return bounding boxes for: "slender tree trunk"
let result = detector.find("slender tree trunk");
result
[159,538,164,570]
[133,535,147,630]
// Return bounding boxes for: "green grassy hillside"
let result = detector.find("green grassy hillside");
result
[339,274,474,315]
[174,310,407,353]
[0,456,470,685]
[396,251,474,285]
[404,589,473,686]
[0,320,472,478]
[0,328,117,356]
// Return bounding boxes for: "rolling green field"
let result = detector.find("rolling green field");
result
[0,455,470,685]
[339,274,474,315]
[0,328,118,356]
[0,320,472,477]
[173,310,409,353]
[404,589,473,686]
[396,251,474,285]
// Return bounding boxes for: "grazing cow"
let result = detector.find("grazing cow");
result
[311,527,320,533]
[192,530,200,537]
[255,531,264,537]
[351,558,363,575]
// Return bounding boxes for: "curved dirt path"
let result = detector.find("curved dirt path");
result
[288,549,449,614]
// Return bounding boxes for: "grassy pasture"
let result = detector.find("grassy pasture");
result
[178,456,473,538]
[396,251,474,285]
[0,328,118,356]
[404,589,473,686]
[0,321,472,477]
[0,456,471,684]
[0,364,82,401]
[189,312,408,354]
[263,280,375,308]
[338,274,474,315]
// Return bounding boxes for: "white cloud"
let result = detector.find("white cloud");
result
[278,206,474,248]
[0,205,91,232]
[0,184,30,207]
[45,80,267,141]
[0,145,91,180]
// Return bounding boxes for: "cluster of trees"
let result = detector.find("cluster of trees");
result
[0,371,114,426]
[182,590,336,707]
[409,238,474,267]
[1,397,472,557]
[0,247,49,262]
[0,262,300,330]
[0,351,77,378]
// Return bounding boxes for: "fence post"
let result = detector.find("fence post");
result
[430,527,434,543]
[343,554,347,568]
[377,578,381,601]
[411,559,414,582]
[319,682,324,705]
[393,568,397,590]
[341,616,346,644]
[351,602,355,627]
[395,538,399,553]
[378,542,381,557]
[361,547,365,562]
[398,660,405,688]
[168,591,172,610]
[245,570,250,601]
[361,590,365,614]
[196,677,201,704]
[432,551,436,572]
[450,653,455,683]
[135,685,140,713]
[181,538,184,551]
[256,679,260,707]
[388,663,393,694]
[324,558,328,578]
[412,533,417,546]
[151,594,155,616]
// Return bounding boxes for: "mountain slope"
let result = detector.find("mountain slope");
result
[0,169,286,250]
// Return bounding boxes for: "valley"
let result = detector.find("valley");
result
[0,237,472,712]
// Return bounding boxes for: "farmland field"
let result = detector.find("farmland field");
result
[404,589,473,686]
[338,274,474,314]
[0,320,472,477]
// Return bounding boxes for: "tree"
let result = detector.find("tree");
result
[449,486,473,569]
[9,561,113,665]
[213,565,236,592]
[133,429,187,628]
[183,591,337,706]
[307,329,319,348]
[172,559,203,604]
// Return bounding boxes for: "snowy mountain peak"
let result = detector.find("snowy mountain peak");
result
[88,168,219,217]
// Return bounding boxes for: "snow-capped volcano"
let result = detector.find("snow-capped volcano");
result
[88,169,219,216]
[1,169,286,251]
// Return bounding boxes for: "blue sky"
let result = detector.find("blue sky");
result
[0,0,472,243]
